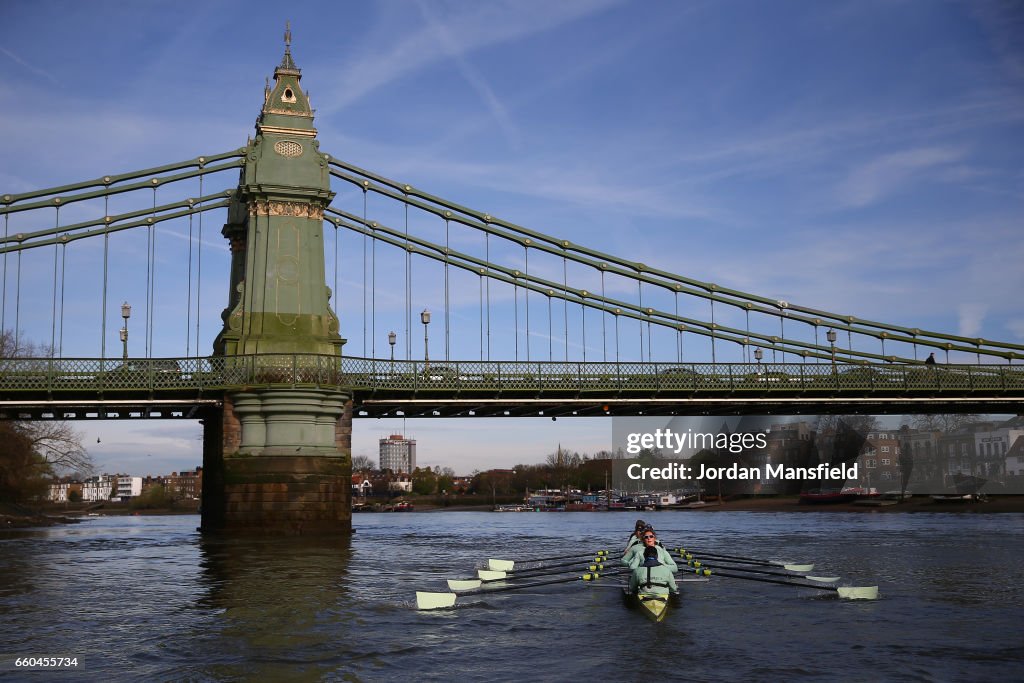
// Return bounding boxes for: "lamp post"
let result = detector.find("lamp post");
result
[388,331,396,373]
[120,301,131,361]
[421,309,431,371]
[827,329,837,373]
[754,347,763,373]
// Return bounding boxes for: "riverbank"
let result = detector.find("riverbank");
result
[410,495,1024,513]
[0,503,83,528]
[7,496,1023,526]
[692,495,1024,513]
[1,502,199,528]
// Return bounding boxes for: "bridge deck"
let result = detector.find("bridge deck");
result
[1,355,1021,418]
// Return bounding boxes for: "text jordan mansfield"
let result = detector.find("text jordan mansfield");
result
[625,462,858,482]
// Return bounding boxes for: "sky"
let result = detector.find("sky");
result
[2,0,1022,477]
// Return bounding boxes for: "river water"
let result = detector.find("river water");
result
[1,511,1023,682]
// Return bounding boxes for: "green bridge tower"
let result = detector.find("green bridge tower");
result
[202,29,352,533]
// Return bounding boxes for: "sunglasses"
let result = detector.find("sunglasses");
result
[642,534,656,539]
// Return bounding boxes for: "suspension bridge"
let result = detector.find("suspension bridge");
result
[2,35,1022,532]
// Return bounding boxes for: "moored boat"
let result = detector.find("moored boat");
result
[799,489,857,504]
[930,493,987,503]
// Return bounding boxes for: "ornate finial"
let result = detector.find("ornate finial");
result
[278,21,298,71]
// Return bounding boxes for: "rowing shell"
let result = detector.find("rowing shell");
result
[623,587,672,622]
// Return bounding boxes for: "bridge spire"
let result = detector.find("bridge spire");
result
[281,21,297,69]
[256,21,313,137]
[216,26,339,358]
[205,28,351,535]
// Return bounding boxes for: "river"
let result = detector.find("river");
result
[1,511,1023,682]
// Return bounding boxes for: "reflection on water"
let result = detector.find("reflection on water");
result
[1,512,1023,681]
[191,534,354,681]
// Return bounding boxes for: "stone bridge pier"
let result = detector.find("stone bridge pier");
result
[202,34,351,534]
[201,391,352,534]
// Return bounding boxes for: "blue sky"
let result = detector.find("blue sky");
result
[2,0,1022,476]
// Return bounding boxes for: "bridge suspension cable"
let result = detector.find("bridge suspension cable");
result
[325,157,1024,365]
[4,146,1022,367]
[1,149,244,360]
[327,206,942,365]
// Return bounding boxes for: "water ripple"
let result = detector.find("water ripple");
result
[1,512,1023,680]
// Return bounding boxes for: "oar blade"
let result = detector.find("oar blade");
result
[416,591,457,610]
[836,586,879,600]
[806,576,841,583]
[783,563,814,572]
[447,579,482,591]
[489,559,515,571]
[478,570,506,581]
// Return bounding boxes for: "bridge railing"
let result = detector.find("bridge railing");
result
[1,355,1023,394]
[338,358,1024,393]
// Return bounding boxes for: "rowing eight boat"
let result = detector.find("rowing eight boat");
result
[623,587,673,622]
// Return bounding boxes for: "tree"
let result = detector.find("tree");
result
[815,414,879,438]
[901,428,917,497]
[20,420,93,475]
[474,469,518,503]
[351,454,376,472]
[131,484,171,510]
[0,422,50,502]
[437,467,455,493]
[908,414,981,433]
[0,330,94,502]
[813,416,873,474]
[411,467,438,495]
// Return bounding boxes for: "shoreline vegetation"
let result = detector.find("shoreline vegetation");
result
[6,495,1024,528]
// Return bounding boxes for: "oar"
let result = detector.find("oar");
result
[694,567,878,600]
[449,561,615,591]
[488,555,608,574]
[488,550,608,572]
[586,576,712,588]
[418,570,625,610]
[682,558,839,583]
[675,548,813,572]
[481,560,615,581]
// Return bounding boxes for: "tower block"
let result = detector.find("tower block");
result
[203,29,351,534]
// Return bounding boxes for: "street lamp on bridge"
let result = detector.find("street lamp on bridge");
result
[827,328,837,373]
[388,330,396,373]
[119,301,131,361]
[421,309,431,371]
[754,347,763,373]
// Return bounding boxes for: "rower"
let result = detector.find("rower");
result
[623,519,648,556]
[623,527,678,573]
[628,545,679,596]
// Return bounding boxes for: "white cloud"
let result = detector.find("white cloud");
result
[413,0,521,148]
[836,146,967,208]
[316,0,623,115]
[0,46,59,84]
[957,303,987,338]
[970,1,1024,84]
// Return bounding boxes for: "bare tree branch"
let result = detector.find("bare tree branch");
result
[2,329,94,479]
[23,421,94,475]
